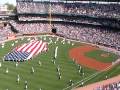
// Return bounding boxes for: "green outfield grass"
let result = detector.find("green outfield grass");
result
[85,64,120,86]
[0,36,96,90]
[0,35,119,90]
[85,50,119,63]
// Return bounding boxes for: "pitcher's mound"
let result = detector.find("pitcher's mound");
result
[101,53,110,58]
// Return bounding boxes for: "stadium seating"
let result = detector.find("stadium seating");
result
[17,2,120,19]
[0,1,120,54]
[10,20,120,51]
[0,24,14,41]
[94,81,120,90]
[10,21,51,34]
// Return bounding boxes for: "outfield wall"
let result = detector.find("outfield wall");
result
[97,45,120,56]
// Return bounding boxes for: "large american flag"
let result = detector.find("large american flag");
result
[4,40,48,61]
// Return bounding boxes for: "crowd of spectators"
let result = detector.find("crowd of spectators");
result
[17,2,64,14]
[17,2,120,19]
[64,3,120,19]
[0,24,14,41]
[56,24,120,51]
[17,2,46,14]
[10,21,120,51]
[10,21,51,34]
[94,81,120,90]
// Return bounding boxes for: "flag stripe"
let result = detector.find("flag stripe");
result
[28,41,40,53]
[35,42,46,55]
[26,41,40,52]
[32,40,43,56]
[22,41,36,52]
[17,44,27,51]
[27,41,43,59]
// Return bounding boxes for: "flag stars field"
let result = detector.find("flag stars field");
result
[4,40,48,61]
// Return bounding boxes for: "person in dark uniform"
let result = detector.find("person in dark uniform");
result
[69,80,73,86]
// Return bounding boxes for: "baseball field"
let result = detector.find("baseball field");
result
[0,35,120,90]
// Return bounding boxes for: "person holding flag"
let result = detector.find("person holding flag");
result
[38,61,42,66]
[16,62,18,67]
[25,84,28,90]
[24,80,28,90]
[6,68,9,74]
[0,62,1,68]
[54,46,58,59]
[31,67,35,74]
[17,74,20,84]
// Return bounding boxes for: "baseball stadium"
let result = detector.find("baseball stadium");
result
[0,0,120,90]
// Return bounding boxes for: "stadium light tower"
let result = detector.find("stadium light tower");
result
[49,0,52,31]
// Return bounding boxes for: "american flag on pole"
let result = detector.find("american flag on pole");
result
[4,40,48,61]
